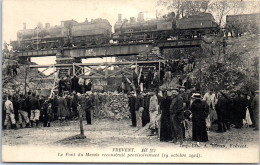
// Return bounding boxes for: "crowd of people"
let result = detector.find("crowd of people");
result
[2,59,259,146]
[128,84,259,145]
[2,89,102,129]
[119,57,195,94]
[57,75,93,96]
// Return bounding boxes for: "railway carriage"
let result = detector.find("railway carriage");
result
[225,13,260,37]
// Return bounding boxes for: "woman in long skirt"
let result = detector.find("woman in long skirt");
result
[190,93,209,144]
[160,91,173,142]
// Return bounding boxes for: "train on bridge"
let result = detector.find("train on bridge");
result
[10,12,219,51]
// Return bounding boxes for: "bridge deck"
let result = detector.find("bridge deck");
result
[15,39,202,58]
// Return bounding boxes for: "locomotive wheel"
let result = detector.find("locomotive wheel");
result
[40,43,45,50]
[58,40,64,48]
[85,42,92,46]
[45,42,54,49]
[52,41,59,48]
[31,42,39,50]
[79,42,86,47]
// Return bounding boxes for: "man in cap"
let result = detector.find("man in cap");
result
[179,86,190,110]
[3,95,17,129]
[71,91,79,119]
[251,90,259,131]
[128,91,136,127]
[17,93,31,128]
[215,91,228,133]
[190,93,209,144]
[29,92,41,127]
[169,88,184,144]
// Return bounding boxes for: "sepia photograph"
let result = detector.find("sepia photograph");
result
[1,0,259,163]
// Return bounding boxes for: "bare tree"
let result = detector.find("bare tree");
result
[208,0,231,26]
[157,0,210,19]
[208,0,246,27]
[229,0,245,15]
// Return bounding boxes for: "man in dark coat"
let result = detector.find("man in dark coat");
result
[190,93,209,143]
[160,90,173,142]
[128,92,136,127]
[215,92,228,133]
[169,89,184,144]
[142,93,150,126]
[25,91,32,119]
[159,66,165,85]
[58,77,66,96]
[71,91,79,119]
[184,77,192,91]
[132,70,138,89]
[233,92,247,129]
[145,69,153,90]
[64,75,72,92]
[71,75,79,93]
[85,94,93,124]
[42,99,50,127]
[12,93,19,122]
[135,90,144,128]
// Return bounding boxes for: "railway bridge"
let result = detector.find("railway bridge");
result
[12,38,203,92]
[16,39,202,58]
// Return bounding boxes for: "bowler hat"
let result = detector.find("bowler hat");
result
[170,88,179,91]
[191,93,201,99]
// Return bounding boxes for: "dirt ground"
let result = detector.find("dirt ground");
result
[2,118,259,148]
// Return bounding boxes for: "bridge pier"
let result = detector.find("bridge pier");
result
[56,49,82,78]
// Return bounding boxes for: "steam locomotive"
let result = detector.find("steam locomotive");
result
[113,12,218,42]
[10,12,219,51]
[11,19,112,51]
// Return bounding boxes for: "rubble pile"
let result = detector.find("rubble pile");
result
[2,59,53,95]
[98,92,130,120]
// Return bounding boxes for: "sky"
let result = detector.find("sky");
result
[2,0,161,71]
[2,0,260,70]
[2,0,159,44]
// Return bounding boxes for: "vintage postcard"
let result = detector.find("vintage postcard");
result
[2,0,259,163]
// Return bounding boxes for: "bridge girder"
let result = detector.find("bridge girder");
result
[15,39,202,58]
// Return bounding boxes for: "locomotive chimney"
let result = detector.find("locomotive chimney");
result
[137,12,144,22]
[23,22,26,30]
[45,23,50,28]
[130,17,136,23]
[118,14,122,22]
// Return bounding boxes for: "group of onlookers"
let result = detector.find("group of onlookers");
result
[2,89,101,129]
[128,83,259,144]
[119,57,195,95]
[57,75,92,96]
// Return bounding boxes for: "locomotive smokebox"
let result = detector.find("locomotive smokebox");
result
[23,22,26,30]
[45,23,50,28]
[137,12,144,22]
[118,14,122,22]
